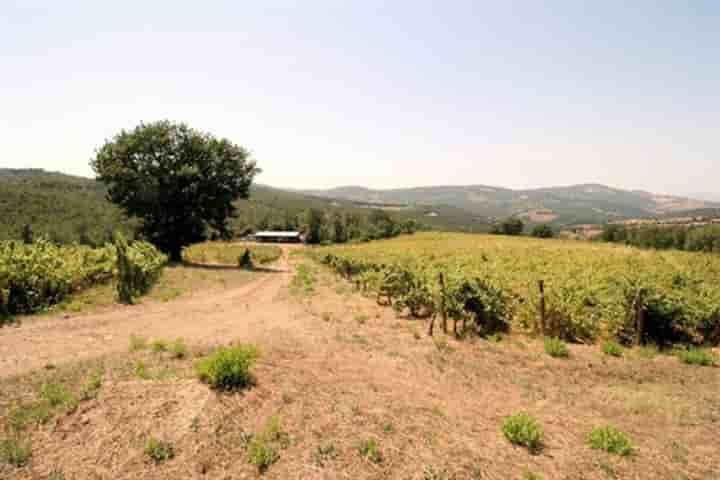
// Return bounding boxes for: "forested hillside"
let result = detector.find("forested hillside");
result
[0,169,486,243]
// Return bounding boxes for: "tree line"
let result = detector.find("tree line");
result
[601,224,720,253]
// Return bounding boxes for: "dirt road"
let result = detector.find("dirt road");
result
[0,245,299,379]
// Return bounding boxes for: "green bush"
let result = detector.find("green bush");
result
[544,337,569,358]
[588,426,633,456]
[501,413,543,452]
[238,249,253,269]
[357,438,383,464]
[676,347,716,366]
[0,436,32,467]
[601,341,624,357]
[195,345,259,390]
[144,437,175,463]
[115,233,167,305]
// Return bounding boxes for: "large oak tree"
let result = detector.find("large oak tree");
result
[92,121,259,260]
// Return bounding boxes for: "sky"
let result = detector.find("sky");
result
[1,1,718,195]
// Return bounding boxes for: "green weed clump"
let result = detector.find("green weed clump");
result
[676,347,716,366]
[170,338,189,359]
[588,426,633,456]
[80,370,104,401]
[544,337,569,358]
[357,438,383,464]
[0,436,32,467]
[289,264,316,295]
[246,417,289,472]
[501,413,544,452]
[601,341,624,357]
[151,339,168,353]
[195,345,259,390]
[129,334,148,351]
[39,382,78,411]
[144,437,175,463]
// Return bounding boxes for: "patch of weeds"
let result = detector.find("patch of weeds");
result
[544,337,569,358]
[144,437,175,463]
[637,344,658,359]
[670,441,688,464]
[311,444,339,467]
[134,361,152,380]
[247,417,288,473]
[48,469,65,480]
[421,465,451,479]
[433,336,455,354]
[357,438,383,464]
[598,462,617,479]
[289,264,316,296]
[588,426,633,456]
[382,422,395,434]
[523,468,543,480]
[486,333,504,343]
[39,382,78,412]
[151,339,168,353]
[501,413,543,453]
[676,347,716,366]
[602,341,624,357]
[355,314,369,325]
[129,334,148,351]
[169,338,189,359]
[8,403,52,431]
[195,344,259,390]
[350,334,369,346]
[0,435,32,467]
[79,369,104,401]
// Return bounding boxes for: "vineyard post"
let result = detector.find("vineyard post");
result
[634,289,646,346]
[538,279,546,336]
[439,271,448,334]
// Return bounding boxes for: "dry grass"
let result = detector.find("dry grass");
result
[1,258,719,479]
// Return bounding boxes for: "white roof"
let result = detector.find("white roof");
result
[255,231,301,237]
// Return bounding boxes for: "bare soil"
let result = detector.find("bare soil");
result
[1,245,719,479]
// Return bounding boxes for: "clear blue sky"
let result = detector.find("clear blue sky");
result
[2,1,718,194]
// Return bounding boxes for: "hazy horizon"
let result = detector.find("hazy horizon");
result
[2,1,718,196]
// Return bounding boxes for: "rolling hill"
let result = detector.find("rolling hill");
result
[299,184,717,226]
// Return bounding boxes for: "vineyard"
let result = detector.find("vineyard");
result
[310,232,720,345]
[0,238,166,319]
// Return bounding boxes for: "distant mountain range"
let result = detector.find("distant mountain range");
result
[298,184,718,226]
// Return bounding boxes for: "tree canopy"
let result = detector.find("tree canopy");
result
[491,218,524,236]
[91,121,259,260]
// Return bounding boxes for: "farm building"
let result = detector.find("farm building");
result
[253,231,303,243]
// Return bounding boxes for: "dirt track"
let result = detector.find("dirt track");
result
[0,246,298,379]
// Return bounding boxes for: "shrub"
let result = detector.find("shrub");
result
[588,426,633,456]
[544,337,569,358]
[0,436,32,467]
[115,233,167,305]
[601,341,624,357]
[238,249,253,269]
[676,347,716,366]
[170,338,189,359]
[195,345,259,390]
[357,438,383,464]
[144,437,175,463]
[501,413,543,452]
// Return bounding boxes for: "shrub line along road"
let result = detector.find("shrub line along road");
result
[0,246,299,379]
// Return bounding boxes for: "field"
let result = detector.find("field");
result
[1,239,719,479]
[312,233,720,346]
